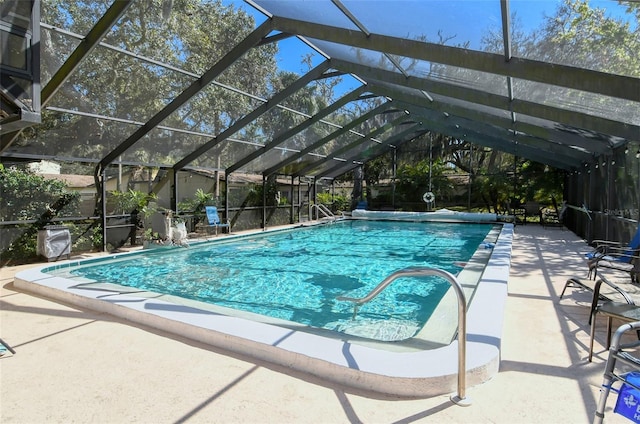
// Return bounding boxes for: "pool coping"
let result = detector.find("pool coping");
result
[14,222,513,398]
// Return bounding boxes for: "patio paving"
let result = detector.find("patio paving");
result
[0,224,636,423]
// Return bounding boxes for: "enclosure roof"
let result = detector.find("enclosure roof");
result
[252,0,639,174]
[1,0,638,177]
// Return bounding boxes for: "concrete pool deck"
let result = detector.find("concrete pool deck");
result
[0,224,635,422]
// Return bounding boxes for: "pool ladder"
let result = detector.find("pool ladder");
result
[336,267,471,406]
[310,204,335,221]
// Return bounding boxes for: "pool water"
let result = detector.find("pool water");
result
[57,220,493,341]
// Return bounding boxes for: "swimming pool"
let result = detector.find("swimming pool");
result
[50,220,492,343]
[15,219,513,397]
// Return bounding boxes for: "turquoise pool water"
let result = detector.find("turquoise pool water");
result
[56,220,493,341]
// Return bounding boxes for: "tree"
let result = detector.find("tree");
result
[0,165,80,221]
[0,164,81,263]
[19,0,279,168]
[419,0,638,210]
[541,0,639,76]
[394,158,454,204]
[363,155,391,201]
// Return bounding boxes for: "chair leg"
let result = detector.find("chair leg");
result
[561,278,588,300]
[606,317,613,349]
[589,292,601,326]
[590,309,598,362]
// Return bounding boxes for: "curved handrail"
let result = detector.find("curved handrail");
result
[310,203,335,220]
[336,267,470,405]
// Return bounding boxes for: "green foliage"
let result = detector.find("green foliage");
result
[332,195,350,212]
[29,0,279,165]
[0,165,82,263]
[0,165,81,220]
[66,222,103,252]
[394,158,454,203]
[177,188,218,228]
[0,230,37,263]
[546,0,639,76]
[363,155,392,201]
[228,178,279,208]
[317,192,350,213]
[276,192,288,205]
[316,192,332,205]
[471,172,512,213]
[177,188,215,213]
[90,225,103,249]
[247,184,265,207]
[254,177,280,207]
[518,162,564,204]
[107,189,157,215]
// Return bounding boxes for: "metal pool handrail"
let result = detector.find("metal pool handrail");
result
[310,203,335,220]
[336,267,471,406]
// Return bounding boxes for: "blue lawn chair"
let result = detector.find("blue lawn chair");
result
[587,226,640,282]
[205,206,230,235]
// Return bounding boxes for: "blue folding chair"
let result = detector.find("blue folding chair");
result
[205,206,230,235]
[587,226,640,282]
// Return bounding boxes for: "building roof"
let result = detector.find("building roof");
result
[39,174,95,189]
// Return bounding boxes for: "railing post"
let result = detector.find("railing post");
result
[336,267,471,406]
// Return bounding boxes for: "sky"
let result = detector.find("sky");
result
[224,0,532,71]
[219,0,636,100]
